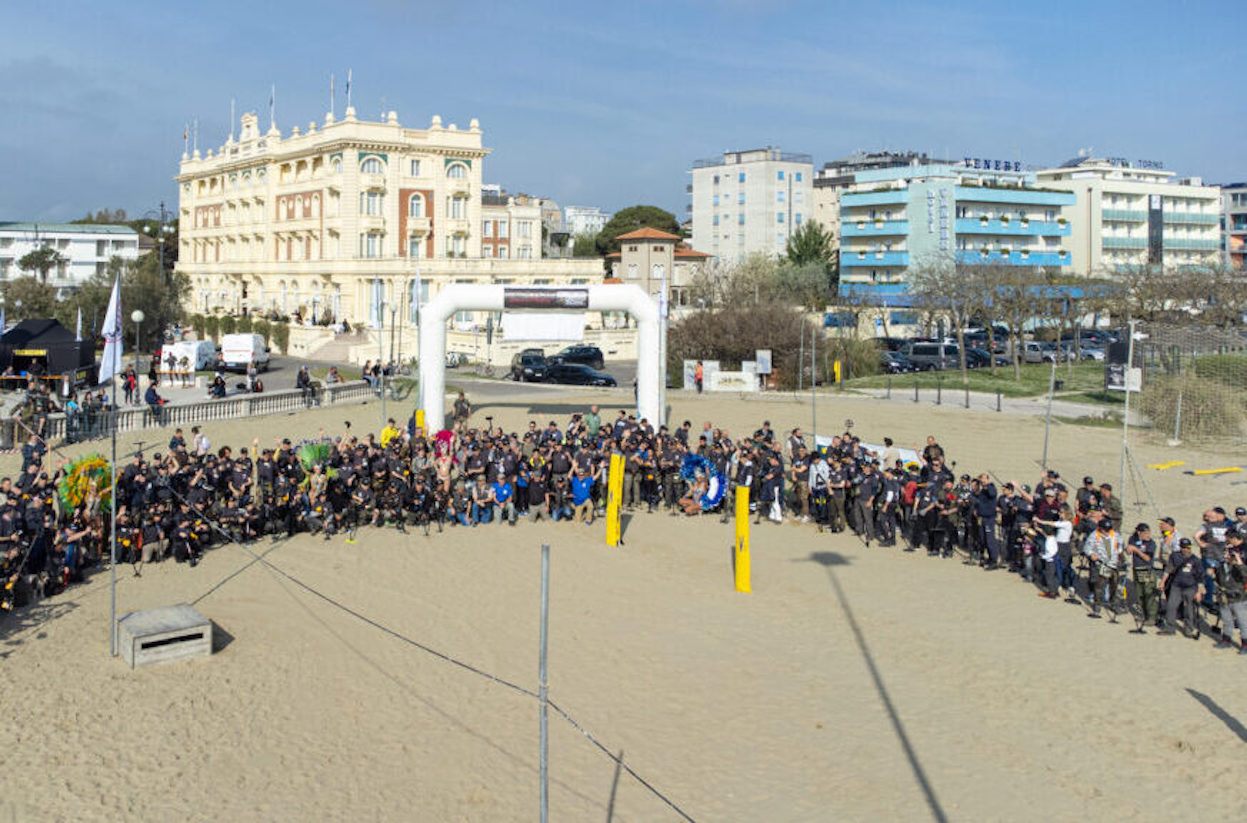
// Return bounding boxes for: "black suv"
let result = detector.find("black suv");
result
[509,352,549,382]
[548,344,604,371]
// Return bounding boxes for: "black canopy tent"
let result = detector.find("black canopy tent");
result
[0,318,95,383]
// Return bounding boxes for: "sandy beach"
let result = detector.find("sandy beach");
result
[2,387,1245,822]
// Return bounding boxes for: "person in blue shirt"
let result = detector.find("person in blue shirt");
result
[144,380,165,426]
[491,478,516,526]
[571,469,595,525]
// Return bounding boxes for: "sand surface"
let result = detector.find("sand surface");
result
[2,388,1246,822]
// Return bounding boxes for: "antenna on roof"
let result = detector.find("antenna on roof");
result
[329,73,335,119]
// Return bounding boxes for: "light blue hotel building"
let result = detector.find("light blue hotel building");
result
[838,164,1077,299]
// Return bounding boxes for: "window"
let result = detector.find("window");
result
[360,233,382,258]
[738,193,745,205]
[738,173,746,183]
[482,245,493,258]
[408,279,431,323]
[447,163,468,179]
[777,212,785,223]
[408,235,425,258]
[449,196,467,219]
[778,170,785,181]
[517,221,531,238]
[497,246,508,259]
[713,215,720,227]
[360,191,383,216]
[795,172,803,182]
[737,214,745,225]
[409,159,421,176]
[796,213,803,224]
[795,191,803,203]
[777,191,785,202]
[518,247,531,259]
[360,157,383,174]
[482,220,492,237]
[712,195,719,206]
[713,175,719,185]
[627,263,638,279]
[408,194,424,218]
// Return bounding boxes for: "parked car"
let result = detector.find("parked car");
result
[1080,347,1106,361]
[509,352,550,382]
[880,351,917,373]
[545,363,617,387]
[902,341,960,371]
[548,344,604,371]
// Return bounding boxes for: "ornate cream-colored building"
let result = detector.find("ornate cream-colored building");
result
[175,107,602,329]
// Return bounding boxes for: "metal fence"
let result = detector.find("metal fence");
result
[2,380,378,449]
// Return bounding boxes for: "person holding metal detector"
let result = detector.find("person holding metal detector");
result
[1082,518,1124,620]
[1159,538,1204,639]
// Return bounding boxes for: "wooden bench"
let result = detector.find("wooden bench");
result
[115,603,213,668]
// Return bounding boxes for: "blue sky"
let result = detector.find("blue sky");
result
[3,0,1243,223]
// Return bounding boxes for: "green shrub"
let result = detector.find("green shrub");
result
[252,318,271,346]
[203,315,220,342]
[236,315,253,334]
[270,321,290,354]
[219,315,237,335]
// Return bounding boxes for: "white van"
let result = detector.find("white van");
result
[161,340,217,371]
[220,333,270,372]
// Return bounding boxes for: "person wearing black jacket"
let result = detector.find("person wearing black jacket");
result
[973,474,1000,569]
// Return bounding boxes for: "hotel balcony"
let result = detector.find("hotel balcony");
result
[840,250,910,267]
[1101,236,1146,249]
[841,189,910,207]
[407,217,431,234]
[1162,237,1219,251]
[955,250,1070,266]
[955,218,1070,236]
[445,218,471,236]
[841,219,908,237]
[1101,209,1146,222]
[360,173,387,191]
[1163,212,1219,225]
[954,186,1074,206]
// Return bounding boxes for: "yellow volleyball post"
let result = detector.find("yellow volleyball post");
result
[833,359,842,384]
[415,408,425,433]
[734,485,752,593]
[606,453,625,546]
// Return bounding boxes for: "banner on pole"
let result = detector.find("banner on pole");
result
[734,486,751,593]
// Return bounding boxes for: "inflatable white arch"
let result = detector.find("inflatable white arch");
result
[419,283,661,429]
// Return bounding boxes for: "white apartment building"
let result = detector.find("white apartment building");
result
[563,205,610,237]
[176,107,601,327]
[812,151,941,254]
[0,222,140,294]
[688,147,813,262]
[1035,156,1221,275]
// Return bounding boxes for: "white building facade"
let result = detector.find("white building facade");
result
[175,107,601,328]
[563,205,610,238]
[688,147,813,262]
[1035,157,1221,276]
[0,222,139,294]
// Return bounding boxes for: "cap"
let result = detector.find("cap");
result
[1083,476,1094,484]
[1236,507,1246,516]
[1097,518,1113,531]
[1135,522,1151,533]
[1044,488,1056,496]
[1159,516,1176,527]
[1179,537,1192,548]
[1213,506,1226,515]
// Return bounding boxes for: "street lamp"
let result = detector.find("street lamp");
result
[142,202,172,285]
[131,309,145,395]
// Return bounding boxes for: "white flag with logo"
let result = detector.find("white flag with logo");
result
[98,276,123,384]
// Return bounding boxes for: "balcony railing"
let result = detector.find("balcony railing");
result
[840,250,909,267]
[1163,212,1219,225]
[955,250,1070,266]
[1101,209,1146,222]
[1101,236,1146,249]
[955,218,1070,236]
[841,219,908,236]
[1162,238,1219,251]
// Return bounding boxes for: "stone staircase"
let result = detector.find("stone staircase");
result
[307,331,374,365]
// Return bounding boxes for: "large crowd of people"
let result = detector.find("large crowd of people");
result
[3,396,1245,654]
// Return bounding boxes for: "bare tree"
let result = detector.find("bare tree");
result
[908,252,984,388]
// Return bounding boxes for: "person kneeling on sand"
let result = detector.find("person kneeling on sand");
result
[678,474,708,516]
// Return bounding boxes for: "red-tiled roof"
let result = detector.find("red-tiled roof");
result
[675,246,710,258]
[615,227,682,241]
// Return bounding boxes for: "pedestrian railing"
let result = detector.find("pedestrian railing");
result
[2,380,376,448]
